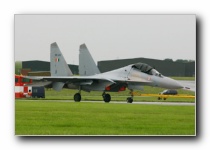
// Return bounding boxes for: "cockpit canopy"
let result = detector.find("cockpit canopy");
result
[132,63,163,77]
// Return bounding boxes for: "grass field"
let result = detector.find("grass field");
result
[15,78,195,135]
[170,76,195,81]
[15,101,195,135]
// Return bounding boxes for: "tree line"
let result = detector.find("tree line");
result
[164,58,195,63]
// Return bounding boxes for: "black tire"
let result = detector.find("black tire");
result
[74,93,81,102]
[158,97,161,100]
[163,98,166,100]
[103,94,111,103]
[127,97,133,103]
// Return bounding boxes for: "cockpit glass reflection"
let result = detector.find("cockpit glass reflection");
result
[132,63,163,77]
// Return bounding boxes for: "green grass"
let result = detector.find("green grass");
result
[15,101,195,135]
[170,76,195,81]
[15,78,195,135]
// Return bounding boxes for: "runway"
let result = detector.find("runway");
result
[80,100,194,106]
[17,99,195,106]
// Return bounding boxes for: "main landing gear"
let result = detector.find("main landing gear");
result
[73,89,133,103]
[74,87,81,102]
[102,92,111,103]
[74,92,81,102]
[126,89,133,103]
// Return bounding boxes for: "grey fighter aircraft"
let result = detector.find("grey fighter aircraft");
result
[26,42,183,103]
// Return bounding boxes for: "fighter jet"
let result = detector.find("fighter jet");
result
[26,42,183,103]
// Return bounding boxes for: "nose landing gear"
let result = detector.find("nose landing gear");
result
[102,92,111,103]
[127,97,133,103]
[126,89,133,103]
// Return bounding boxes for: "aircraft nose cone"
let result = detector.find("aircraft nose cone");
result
[173,80,183,89]
[166,77,183,89]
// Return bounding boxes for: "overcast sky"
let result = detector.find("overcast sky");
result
[15,15,196,65]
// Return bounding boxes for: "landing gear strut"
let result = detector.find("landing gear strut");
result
[126,89,133,103]
[102,92,111,103]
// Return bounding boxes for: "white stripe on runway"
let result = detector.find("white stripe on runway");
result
[16,100,195,106]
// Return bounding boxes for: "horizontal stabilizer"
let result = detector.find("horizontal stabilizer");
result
[24,76,43,80]
[24,81,52,87]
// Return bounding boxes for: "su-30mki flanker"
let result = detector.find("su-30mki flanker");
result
[25,42,183,103]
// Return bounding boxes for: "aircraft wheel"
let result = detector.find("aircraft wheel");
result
[158,97,161,100]
[103,94,111,103]
[127,97,133,103]
[74,93,81,102]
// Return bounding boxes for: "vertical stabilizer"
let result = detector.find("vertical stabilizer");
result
[50,42,73,76]
[79,44,100,76]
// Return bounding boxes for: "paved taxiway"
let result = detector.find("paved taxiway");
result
[18,100,195,106]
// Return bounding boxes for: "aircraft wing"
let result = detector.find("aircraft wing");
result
[24,81,53,88]
[24,75,117,91]
[25,76,115,83]
[25,75,151,84]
